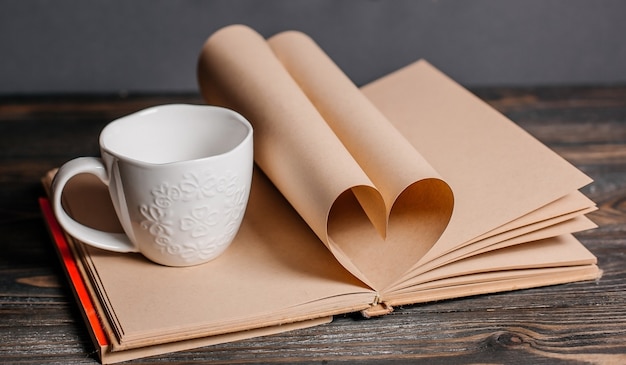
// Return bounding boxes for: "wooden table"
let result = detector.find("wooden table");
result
[1,88,626,364]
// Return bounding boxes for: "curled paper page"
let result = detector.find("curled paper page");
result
[198,25,453,290]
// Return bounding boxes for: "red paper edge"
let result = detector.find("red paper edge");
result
[39,197,109,347]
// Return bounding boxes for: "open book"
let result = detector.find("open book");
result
[40,25,600,363]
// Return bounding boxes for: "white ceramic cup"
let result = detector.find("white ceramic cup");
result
[52,104,253,266]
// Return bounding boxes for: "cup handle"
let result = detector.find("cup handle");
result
[51,157,137,253]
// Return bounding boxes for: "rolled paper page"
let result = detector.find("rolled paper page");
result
[267,31,446,209]
[198,24,378,247]
[266,30,455,289]
[198,25,454,290]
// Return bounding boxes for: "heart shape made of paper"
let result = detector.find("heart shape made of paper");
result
[327,178,453,290]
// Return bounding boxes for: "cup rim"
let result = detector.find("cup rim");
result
[99,104,253,167]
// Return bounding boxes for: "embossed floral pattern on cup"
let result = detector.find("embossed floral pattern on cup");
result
[139,170,247,263]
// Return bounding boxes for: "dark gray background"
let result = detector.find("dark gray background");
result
[1,0,625,95]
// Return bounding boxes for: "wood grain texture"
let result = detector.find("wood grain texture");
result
[1,88,625,364]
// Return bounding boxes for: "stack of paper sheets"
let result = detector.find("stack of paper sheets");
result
[41,25,599,364]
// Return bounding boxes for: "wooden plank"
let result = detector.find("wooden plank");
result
[1,88,625,364]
